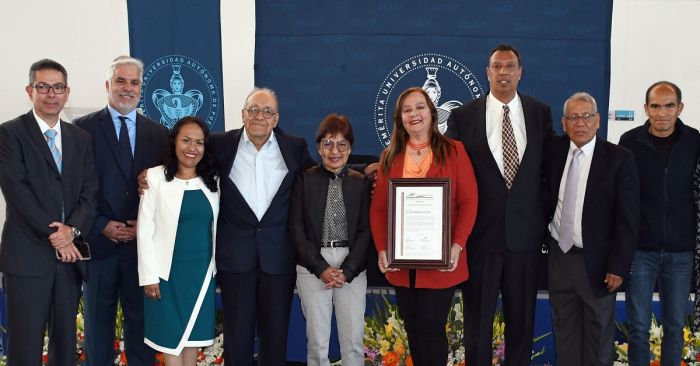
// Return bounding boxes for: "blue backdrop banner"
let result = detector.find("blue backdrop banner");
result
[127,0,225,132]
[255,1,612,156]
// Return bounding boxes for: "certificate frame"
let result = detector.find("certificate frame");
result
[387,178,451,269]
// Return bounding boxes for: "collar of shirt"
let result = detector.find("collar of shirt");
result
[33,109,63,151]
[569,135,596,158]
[241,128,277,151]
[320,163,347,180]
[486,91,521,113]
[107,105,137,130]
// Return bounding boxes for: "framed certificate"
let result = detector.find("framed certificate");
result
[387,178,451,269]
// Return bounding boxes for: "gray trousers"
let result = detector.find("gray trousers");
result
[549,245,616,366]
[296,247,366,366]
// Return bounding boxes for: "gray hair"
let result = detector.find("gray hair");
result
[107,56,144,81]
[563,91,598,115]
[243,87,279,110]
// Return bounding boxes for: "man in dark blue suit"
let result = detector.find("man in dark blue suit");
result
[545,92,639,365]
[209,87,314,365]
[0,59,98,366]
[74,56,168,366]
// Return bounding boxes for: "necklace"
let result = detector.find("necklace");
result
[407,140,430,155]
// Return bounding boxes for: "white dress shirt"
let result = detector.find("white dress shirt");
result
[230,130,288,221]
[485,92,527,176]
[33,109,62,153]
[549,136,597,248]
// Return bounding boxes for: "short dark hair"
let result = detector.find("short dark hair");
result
[315,113,354,146]
[645,81,682,105]
[488,44,522,67]
[162,116,218,192]
[29,59,68,85]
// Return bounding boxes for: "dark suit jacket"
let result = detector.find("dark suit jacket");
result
[74,108,168,260]
[0,111,98,277]
[289,165,371,283]
[545,136,640,297]
[210,127,314,274]
[446,94,554,254]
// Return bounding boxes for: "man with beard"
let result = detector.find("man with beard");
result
[75,56,168,366]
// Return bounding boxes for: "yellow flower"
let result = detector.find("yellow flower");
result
[385,323,393,336]
[684,327,691,343]
[394,340,405,355]
[380,340,390,355]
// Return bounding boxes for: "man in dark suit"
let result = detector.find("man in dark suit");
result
[0,59,98,366]
[209,87,314,365]
[74,56,168,366]
[446,44,554,365]
[545,92,639,365]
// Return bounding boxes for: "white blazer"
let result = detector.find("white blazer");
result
[137,166,219,286]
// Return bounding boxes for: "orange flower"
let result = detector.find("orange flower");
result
[394,341,405,355]
[457,361,465,366]
[651,361,660,366]
[214,357,224,364]
[382,351,399,366]
[406,355,414,366]
[42,354,48,364]
[155,353,165,366]
[120,351,127,364]
[681,361,687,366]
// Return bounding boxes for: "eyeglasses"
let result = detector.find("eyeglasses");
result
[647,103,679,112]
[320,139,350,152]
[31,82,67,94]
[245,106,277,119]
[564,112,597,123]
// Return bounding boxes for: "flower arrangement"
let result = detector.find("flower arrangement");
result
[615,315,700,366]
[364,291,550,366]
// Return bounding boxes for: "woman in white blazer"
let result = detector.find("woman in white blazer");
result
[137,116,219,365]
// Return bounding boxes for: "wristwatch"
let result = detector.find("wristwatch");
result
[71,226,81,238]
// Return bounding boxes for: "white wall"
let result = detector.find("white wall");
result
[608,0,700,143]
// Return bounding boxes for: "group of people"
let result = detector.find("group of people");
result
[0,43,697,366]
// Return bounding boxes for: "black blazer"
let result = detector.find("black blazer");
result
[545,136,640,296]
[0,111,98,277]
[74,108,168,259]
[289,165,371,283]
[446,94,554,253]
[209,127,314,274]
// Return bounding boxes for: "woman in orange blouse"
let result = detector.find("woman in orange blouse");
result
[370,87,478,365]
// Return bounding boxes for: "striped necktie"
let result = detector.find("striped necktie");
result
[44,129,62,173]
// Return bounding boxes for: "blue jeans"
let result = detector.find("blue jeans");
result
[626,250,693,366]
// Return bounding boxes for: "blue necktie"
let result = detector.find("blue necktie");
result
[44,129,61,173]
[118,116,133,174]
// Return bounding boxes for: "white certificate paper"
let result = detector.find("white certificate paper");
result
[393,186,444,260]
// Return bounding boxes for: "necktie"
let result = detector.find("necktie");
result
[502,105,519,189]
[44,129,61,173]
[118,116,133,174]
[558,149,583,253]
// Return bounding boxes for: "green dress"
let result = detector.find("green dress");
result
[144,189,216,354]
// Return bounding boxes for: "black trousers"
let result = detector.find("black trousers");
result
[4,263,82,366]
[394,284,455,366]
[462,251,539,366]
[217,269,295,366]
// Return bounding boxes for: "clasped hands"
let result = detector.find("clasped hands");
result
[320,267,346,289]
[102,220,137,243]
[48,222,81,263]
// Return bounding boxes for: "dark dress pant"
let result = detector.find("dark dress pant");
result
[83,249,153,366]
[549,245,616,366]
[395,285,456,366]
[218,268,296,366]
[462,251,539,366]
[4,263,81,366]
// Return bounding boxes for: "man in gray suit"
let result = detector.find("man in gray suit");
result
[0,59,98,366]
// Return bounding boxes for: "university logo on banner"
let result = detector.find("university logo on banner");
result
[138,55,221,129]
[373,53,485,148]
